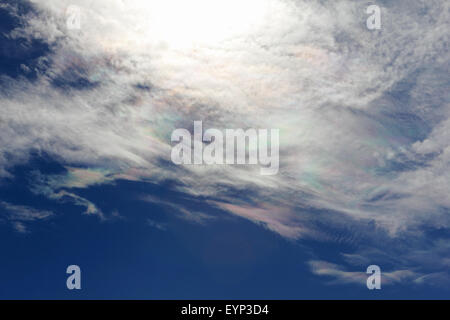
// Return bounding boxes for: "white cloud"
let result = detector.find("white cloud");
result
[0,201,54,232]
[308,260,419,286]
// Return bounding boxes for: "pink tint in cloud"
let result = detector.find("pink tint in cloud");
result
[212,202,307,239]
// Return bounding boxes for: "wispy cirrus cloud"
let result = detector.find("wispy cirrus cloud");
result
[0,201,54,233]
[308,260,420,286]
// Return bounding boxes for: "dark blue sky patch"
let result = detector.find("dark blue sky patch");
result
[51,68,100,91]
[134,83,153,92]
[0,1,50,80]
[371,150,438,176]
[0,0,97,91]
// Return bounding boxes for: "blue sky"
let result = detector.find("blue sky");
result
[0,0,449,299]
[1,154,448,299]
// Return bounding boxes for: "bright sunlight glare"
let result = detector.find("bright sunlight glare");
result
[143,0,270,48]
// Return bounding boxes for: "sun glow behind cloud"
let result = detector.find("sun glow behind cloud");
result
[142,0,270,48]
